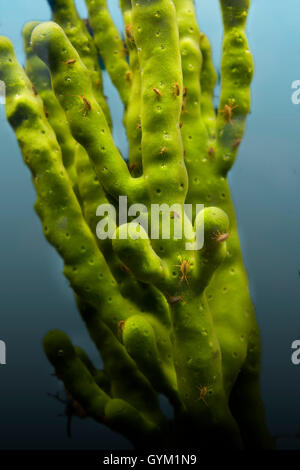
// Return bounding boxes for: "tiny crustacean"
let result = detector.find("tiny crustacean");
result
[168,295,184,305]
[125,24,135,45]
[219,100,238,125]
[175,257,192,285]
[197,384,213,406]
[153,87,162,97]
[64,58,76,65]
[213,231,230,243]
[117,320,126,341]
[75,94,92,116]
[48,389,87,438]
[173,81,180,97]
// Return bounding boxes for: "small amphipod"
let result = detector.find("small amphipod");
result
[219,100,238,125]
[214,232,230,243]
[64,58,76,65]
[173,82,180,97]
[175,258,192,285]
[197,384,213,406]
[153,87,162,97]
[76,94,92,116]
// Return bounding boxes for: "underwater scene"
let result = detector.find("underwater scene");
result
[0,0,299,453]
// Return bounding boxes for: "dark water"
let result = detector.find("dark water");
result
[0,0,299,450]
